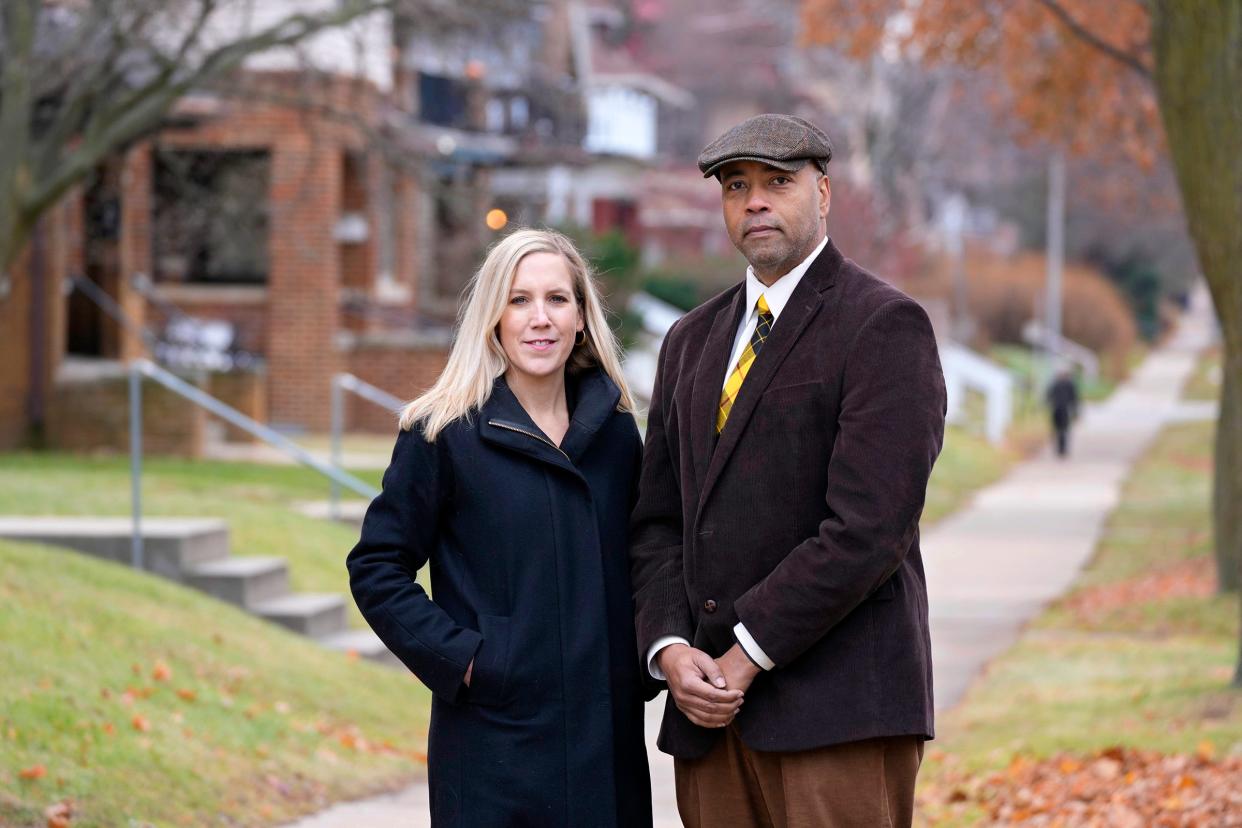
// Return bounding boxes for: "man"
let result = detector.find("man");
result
[630,113,947,827]
[1047,367,1080,458]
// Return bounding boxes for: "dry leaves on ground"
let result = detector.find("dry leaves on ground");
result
[1063,558,1215,626]
[921,746,1242,826]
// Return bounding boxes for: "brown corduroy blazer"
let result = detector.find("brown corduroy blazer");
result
[630,237,947,760]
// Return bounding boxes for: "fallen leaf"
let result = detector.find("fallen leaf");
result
[45,799,74,827]
[176,688,196,702]
[19,764,46,780]
[152,662,172,682]
[131,715,150,732]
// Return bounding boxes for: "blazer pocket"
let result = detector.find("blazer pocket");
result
[760,379,822,404]
[466,614,512,707]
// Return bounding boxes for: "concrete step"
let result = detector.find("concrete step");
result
[184,556,289,609]
[318,629,402,669]
[0,516,229,581]
[253,593,348,638]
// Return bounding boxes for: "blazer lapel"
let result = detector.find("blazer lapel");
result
[688,287,746,493]
[694,240,844,521]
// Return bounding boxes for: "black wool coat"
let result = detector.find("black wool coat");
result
[348,369,652,827]
[630,237,947,760]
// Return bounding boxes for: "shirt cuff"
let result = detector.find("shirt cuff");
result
[733,622,775,671]
[646,636,691,680]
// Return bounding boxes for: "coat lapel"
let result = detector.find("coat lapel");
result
[559,369,621,465]
[688,287,746,493]
[478,376,582,479]
[694,239,844,521]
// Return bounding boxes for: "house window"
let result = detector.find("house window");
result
[418,72,469,128]
[152,150,270,285]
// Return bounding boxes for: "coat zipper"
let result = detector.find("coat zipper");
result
[487,419,571,462]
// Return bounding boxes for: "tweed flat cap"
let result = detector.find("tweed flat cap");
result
[698,113,833,178]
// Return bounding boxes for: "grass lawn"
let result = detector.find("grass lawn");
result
[0,365,1076,824]
[0,454,380,628]
[919,419,1242,825]
[0,538,431,827]
[924,427,1023,526]
[990,344,1126,406]
[1183,346,1222,402]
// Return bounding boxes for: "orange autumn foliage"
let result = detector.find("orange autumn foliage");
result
[800,0,1158,164]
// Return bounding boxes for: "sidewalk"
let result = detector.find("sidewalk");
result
[280,296,1216,828]
[924,292,1214,711]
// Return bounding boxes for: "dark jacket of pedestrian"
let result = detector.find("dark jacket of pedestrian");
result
[1047,374,1080,429]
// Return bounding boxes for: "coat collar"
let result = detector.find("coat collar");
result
[691,236,844,516]
[479,368,621,474]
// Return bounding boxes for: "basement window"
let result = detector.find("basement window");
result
[152,149,271,285]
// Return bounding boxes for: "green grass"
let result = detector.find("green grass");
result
[923,427,1017,525]
[0,454,381,627]
[921,419,1242,819]
[0,538,432,827]
[1183,346,1222,402]
[989,344,1122,406]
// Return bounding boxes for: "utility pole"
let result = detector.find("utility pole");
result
[1044,150,1066,384]
[944,193,972,344]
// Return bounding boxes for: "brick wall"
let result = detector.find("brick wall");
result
[0,245,34,449]
[343,339,450,433]
[207,368,267,443]
[44,367,206,457]
[0,195,81,449]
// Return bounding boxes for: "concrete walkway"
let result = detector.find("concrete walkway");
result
[281,295,1216,828]
[925,291,1215,710]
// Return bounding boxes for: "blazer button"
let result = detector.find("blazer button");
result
[704,599,718,614]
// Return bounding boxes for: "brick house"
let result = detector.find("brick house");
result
[0,2,600,450]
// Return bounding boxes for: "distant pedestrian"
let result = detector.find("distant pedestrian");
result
[1047,368,1080,458]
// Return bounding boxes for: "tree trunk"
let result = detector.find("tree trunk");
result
[1150,1,1242,684]
[1216,356,1241,593]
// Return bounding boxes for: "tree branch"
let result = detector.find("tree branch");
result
[1034,0,1152,80]
[22,0,394,217]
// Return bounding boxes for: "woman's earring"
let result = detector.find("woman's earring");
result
[575,330,587,347]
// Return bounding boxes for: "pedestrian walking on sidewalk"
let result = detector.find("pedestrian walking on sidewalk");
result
[349,229,653,827]
[1047,368,1081,458]
[630,113,947,828]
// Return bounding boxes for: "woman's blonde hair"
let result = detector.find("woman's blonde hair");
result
[399,228,636,440]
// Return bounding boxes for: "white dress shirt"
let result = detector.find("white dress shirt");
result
[647,236,828,679]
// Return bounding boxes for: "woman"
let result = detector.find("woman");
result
[347,229,652,827]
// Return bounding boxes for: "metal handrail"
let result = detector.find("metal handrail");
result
[329,373,405,520]
[69,275,161,351]
[128,359,379,567]
[128,272,264,370]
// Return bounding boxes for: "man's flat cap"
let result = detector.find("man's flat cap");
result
[697,113,834,179]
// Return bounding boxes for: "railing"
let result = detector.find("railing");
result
[329,373,405,520]
[69,275,162,351]
[128,272,263,371]
[128,359,379,568]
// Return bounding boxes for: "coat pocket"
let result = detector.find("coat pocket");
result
[467,614,512,707]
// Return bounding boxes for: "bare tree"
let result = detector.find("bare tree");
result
[0,0,527,275]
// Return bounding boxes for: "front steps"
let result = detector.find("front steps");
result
[0,517,397,668]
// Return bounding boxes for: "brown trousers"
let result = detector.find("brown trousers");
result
[674,727,924,828]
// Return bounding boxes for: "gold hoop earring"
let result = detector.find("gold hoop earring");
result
[575,330,586,347]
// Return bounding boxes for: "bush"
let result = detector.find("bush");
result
[916,249,1138,379]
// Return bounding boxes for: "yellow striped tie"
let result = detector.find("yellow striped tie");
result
[717,294,774,433]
